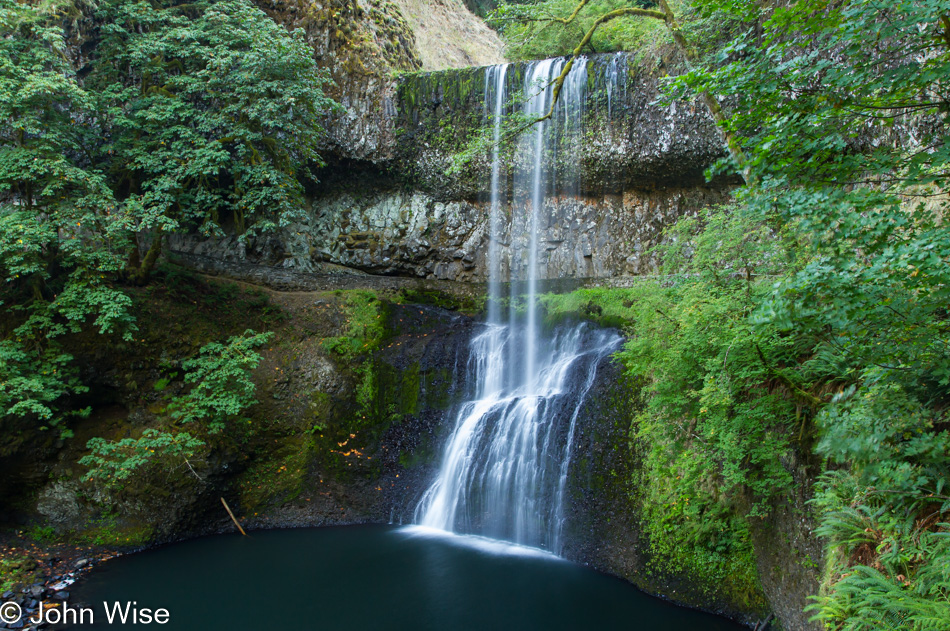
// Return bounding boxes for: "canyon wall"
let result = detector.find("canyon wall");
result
[170,53,733,282]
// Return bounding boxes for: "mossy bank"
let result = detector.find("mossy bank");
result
[0,267,478,560]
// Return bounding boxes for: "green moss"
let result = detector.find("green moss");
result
[305,391,332,434]
[394,64,495,189]
[321,290,387,360]
[397,436,435,469]
[0,553,39,593]
[354,361,378,425]
[396,286,486,315]
[375,360,457,427]
[313,290,466,475]
[374,361,419,423]
[641,512,769,613]
[73,514,154,547]
[318,289,463,439]
[539,286,647,329]
[237,438,314,513]
[398,363,421,416]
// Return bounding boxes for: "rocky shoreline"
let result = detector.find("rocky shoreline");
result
[0,536,112,630]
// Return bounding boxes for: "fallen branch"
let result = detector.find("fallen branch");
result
[220,497,247,536]
[183,458,203,481]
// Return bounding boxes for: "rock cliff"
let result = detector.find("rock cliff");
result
[252,0,503,162]
[172,53,732,283]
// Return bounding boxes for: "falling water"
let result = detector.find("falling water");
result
[415,325,619,549]
[484,62,508,340]
[415,57,619,553]
[521,59,557,383]
[605,54,622,119]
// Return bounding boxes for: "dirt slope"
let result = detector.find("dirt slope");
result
[394,0,504,70]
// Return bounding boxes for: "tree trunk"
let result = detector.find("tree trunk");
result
[130,228,164,285]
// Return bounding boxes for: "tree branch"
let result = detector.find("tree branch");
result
[550,0,593,25]
[531,0,753,185]
[131,227,164,285]
[537,6,667,127]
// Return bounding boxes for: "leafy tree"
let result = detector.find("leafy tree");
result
[489,0,670,59]
[0,0,133,431]
[1,0,335,437]
[87,0,338,282]
[81,330,272,486]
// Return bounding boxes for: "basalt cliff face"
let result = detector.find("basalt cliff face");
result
[249,0,504,162]
[171,51,732,282]
[250,0,415,163]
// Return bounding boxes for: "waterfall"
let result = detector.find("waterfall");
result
[485,62,508,340]
[414,57,620,553]
[605,54,622,119]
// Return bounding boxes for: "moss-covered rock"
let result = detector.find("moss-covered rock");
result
[562,352,770,627]
[251,0,420,161]
[392,53,729,199]
[0,270,474,560]
[0,553,40,593]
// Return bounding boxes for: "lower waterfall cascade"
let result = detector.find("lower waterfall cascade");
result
[414,323,621,551]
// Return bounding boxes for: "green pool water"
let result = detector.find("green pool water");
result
[68,524,745,630]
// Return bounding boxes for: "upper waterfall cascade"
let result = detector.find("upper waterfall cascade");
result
[415,58,622,552]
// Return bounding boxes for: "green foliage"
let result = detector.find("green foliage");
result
[166,329,273,434]
[396,286,484,314]
[89,0,337,239]
[535,211,779,607]
[445,106,536,175]
[0,342,87,424]
[593,210,789,610]
[2,0,332,446]
[26,524,56,542]
[82,429,205,484]
[321,291,386,361]
[489,0,672,59]
[80,330,271,485]
[0,0,135,426]
[658,1,950,626]
[153,374,175,391]
[539,286,641,328]
[619,206,800,520]
[806,383,950,629]
[536,205,797,606]
[668,2,950,389]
